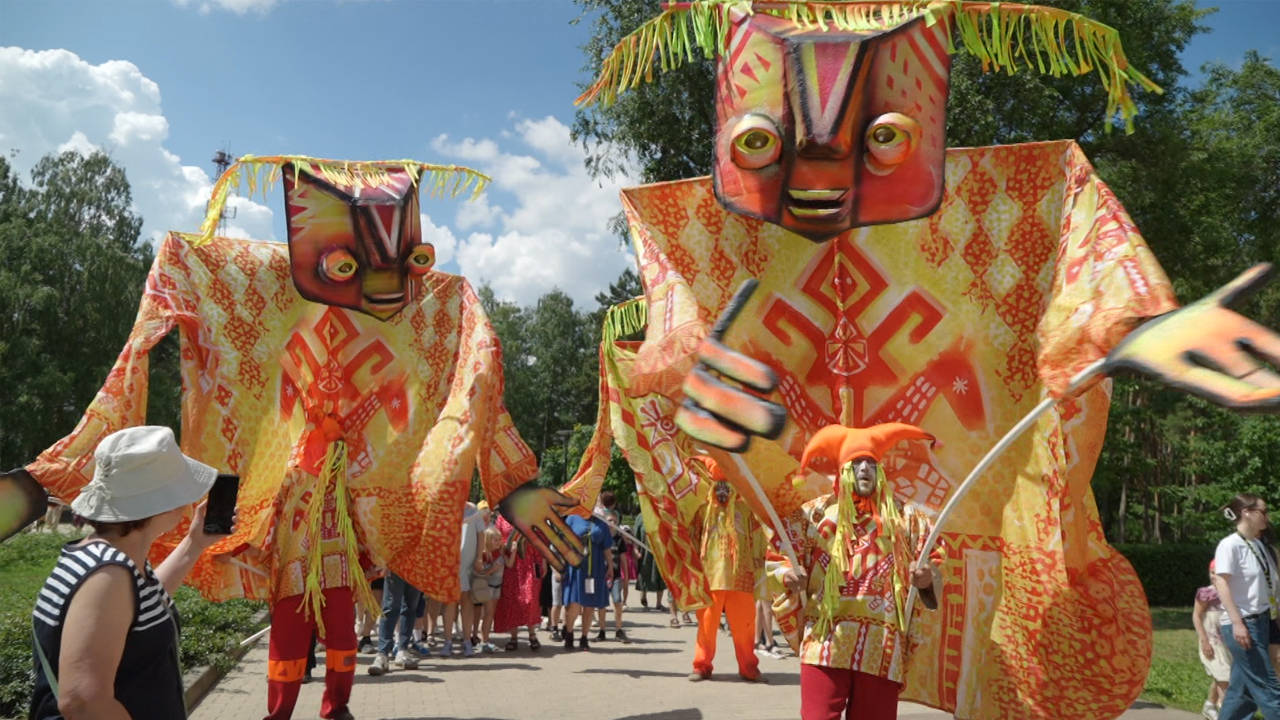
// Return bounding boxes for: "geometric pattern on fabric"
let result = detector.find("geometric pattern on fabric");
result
[607,140,1177,719]
[27,233,538,604]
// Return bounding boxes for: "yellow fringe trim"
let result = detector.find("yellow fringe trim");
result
[576,1,1162,133]
[192,155,493,248]
[601,296,649,345]
[298,440,381,636]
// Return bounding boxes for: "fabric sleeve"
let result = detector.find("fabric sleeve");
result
[1195,586,1219,605]
[26,236,197,502]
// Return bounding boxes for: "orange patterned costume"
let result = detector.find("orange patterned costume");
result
[25,159,539,720]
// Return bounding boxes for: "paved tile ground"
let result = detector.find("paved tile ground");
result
[192,592,1202,720]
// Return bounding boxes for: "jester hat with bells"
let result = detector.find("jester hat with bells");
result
[796,422,934,637]
[577,0,1160,241]
[194,155,489,321]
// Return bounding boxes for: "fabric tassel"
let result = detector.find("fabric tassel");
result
[299,441,343,635]
[576,0,1161,133]
[602,297,648,345]
[190,155,492,248]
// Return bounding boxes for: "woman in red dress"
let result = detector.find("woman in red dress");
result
[494,514,545,650]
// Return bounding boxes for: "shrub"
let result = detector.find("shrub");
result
[1113,544,1216,607]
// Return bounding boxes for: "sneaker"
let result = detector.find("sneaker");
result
[368,653,390,676]
[551,627,562,642]
[462,640,475,657]
[687,671,709,682]
[1203,701,1219,720]
[407,641,430,658]
[394,650,419,670]
[767,644,784,659]
[357,636,375,654]
[595,630,607,642]
[438,640,453,657]
[616,629,632,644]
[579,636,591,651]
[481,642,497,654]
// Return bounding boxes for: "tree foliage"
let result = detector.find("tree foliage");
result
[0,151,179,470]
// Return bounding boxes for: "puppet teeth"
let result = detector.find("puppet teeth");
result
[789,206,845,218]
[787,189,848,201]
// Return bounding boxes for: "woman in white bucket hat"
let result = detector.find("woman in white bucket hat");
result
[30,426,232,720]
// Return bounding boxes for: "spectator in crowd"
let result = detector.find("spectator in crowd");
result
[1195,560,1232,720]
[550,567,566,641]
[619,524,638,607]
[356,570,385,654]
[471,526,506,653]
[367,571,422,675]
[595,492,631,643]
[495,514,545,651]
[562,511,614,651]
[440,502,484,658]
[30,427,228,720]
[1213,493,1280,720]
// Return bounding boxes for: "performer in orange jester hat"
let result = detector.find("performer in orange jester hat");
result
[686,454,766,683]
[767,423,944,720]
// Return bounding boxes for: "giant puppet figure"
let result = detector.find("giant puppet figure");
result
[0,156,584,720]
[564,2,1280,719]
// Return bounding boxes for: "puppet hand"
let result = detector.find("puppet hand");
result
[1107,264,1280,410]
[0,468,49,543]
[675,280,787,452]
[782,567,808,594]
[497,482,586,573]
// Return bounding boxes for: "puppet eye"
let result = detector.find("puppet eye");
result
[320,249,359,282]
[406,244,435,276]
[731,115,782,170]
[865,113,921,174]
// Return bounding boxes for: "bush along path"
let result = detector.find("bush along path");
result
[0,529,266,719]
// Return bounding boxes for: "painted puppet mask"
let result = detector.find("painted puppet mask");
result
[714,11,952,241]
[283,165,436,320]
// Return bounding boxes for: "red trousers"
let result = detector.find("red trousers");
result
[694,590,760,679]
[266,588,357,720]
[800,665,901,720]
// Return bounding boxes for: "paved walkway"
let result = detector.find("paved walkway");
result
[193,594,1202,720]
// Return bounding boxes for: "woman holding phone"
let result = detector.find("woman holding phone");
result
[30,426,232,720]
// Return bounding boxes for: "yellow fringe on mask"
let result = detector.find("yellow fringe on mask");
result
[602,297,648,345]
[191,155,493,248]
[575,1,1161,133]
[813,464,906,640]
[298,440,380,636]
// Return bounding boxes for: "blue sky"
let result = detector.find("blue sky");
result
[1,0,1277,307]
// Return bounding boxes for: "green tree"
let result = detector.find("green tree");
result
[0,151,171,470]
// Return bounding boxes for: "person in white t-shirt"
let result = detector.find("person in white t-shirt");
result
[1213,493,1280,720]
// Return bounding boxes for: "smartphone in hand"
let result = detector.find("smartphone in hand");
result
[203,474,239,535]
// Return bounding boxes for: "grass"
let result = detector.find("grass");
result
[1144,607,1214,714]
[0,529,264,719]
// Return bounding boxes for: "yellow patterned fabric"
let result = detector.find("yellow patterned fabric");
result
[699,490,762,594]
[767,495,940,682]
[28,233,537,605]
[607,140,1177,719]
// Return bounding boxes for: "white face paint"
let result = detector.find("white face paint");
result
[852,458,878,497]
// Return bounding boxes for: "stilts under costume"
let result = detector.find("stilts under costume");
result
[2,156,590,720]
[688,455,763,682]
[767,423,944,720]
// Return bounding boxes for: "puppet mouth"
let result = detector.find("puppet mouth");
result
[786,189,848,220]
[363,292,406,308]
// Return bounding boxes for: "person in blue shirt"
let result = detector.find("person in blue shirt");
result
[561,512,614,650]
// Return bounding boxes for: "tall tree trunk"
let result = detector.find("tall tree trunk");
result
[1118,476,1128,544]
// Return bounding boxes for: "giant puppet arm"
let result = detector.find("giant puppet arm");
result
[678,265,1280,455]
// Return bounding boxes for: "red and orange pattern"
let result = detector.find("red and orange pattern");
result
[575,140,1175,719]
[27,232,537,604]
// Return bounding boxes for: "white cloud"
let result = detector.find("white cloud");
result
[431,116,637,308]
[0,47,274,243]
[421,213,458,267]
[174,0,387,15]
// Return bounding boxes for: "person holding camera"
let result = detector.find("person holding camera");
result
[30,426,230,720]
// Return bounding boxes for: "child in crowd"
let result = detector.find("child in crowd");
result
[1194,560,1231,720]
[471,526,506,653]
